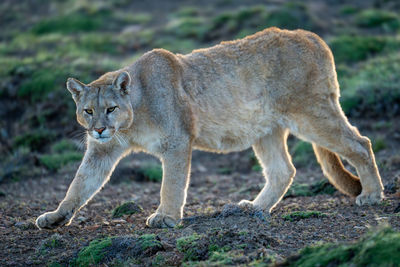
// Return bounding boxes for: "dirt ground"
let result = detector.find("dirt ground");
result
[1,118,399,266]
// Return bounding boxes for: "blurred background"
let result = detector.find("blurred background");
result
[0,0,399,180]
[1,0,400,266]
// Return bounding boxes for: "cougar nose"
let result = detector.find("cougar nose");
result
[94,127,106,134]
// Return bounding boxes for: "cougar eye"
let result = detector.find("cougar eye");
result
[107,106,117,114]
[84,109,93,115]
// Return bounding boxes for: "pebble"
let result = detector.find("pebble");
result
[112,219,127,224]
[77,216,87,223]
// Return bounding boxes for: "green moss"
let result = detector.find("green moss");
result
[283,227,400,266]
[40,234,65,253]
[0,56,21,78]
[151,254,166,266]
[167,17,208,39]
[340,53,400,116]
[340,5,359,15]
[18,68,68,102]
[39,152,82,171]
[74,237,113,267]
[291,140,314,167]
[265,2,315,31]
[217,167,232,175]
[42,238,63,250]
[310,180,336,195]
[252,163,262,172]
[285,180,336,198]
[207,251,234,265]
[36,139,81,171]
[32,9,108,35]
[174,7,200,18]
[329,35,393,64]
[13,129,55,151]
[372,137,387,153]
[356,9,400,32]
[177,233,202,261]
[138,164,163,182]
[282,211,328,221]
[286,183,311,197]
[122,29,155,49]
[138,234,162,251]
[237,6,266,21]
[116,12,152,24]
[78,33,119,54]
[205,6,268,40]
[111,201,143,218]
[51,139,77,153]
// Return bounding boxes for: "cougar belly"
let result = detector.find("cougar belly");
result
[193,109,277,153]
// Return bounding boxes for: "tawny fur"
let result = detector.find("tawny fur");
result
[313,145,362,197]
[36,27,384,230]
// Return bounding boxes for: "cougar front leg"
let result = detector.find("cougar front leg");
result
[146,144,192,228]
[36,143,125,230]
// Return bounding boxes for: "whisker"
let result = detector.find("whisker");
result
[68,129,86,139]
[115,133,123,146]
[115,132,129,147]
[77,134,88,150]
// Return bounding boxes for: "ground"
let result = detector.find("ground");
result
[0,0,400,266]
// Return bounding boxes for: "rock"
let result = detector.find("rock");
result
[77,216,87,223]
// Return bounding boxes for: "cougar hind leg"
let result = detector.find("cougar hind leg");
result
[290,95,383,205]
[240,127,296,213]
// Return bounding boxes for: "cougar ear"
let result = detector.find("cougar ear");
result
[113,71,131,95]
[66,78,86,99]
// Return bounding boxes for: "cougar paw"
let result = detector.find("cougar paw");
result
[238,199,256,210]
[146,212,178,228]
[36,211,71,230]
[356,191,384,206]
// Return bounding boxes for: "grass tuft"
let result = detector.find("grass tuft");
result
[281,226,400,266]
[138,164,163,182]
[13,129,55,152]
[138,234,163,251]
[285,180,336,198]
[282,211,328,221]
[111,201,143,218]
[340,52,400,116]
[177,233,203,261]
[355,9,400,32]
[372,137,387,153]
[329,35,399,64]
[74,237,113,267]
[265,2,316,31]
[291,140,315,168]
[38,139,82,171]
[32,10,108,35]
[18,68,69,102]
[39,152,82,171]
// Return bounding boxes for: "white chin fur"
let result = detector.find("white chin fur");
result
[96,137,112,143]
[89,135,112,143]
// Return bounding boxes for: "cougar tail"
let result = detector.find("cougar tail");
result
[312,144,362,197]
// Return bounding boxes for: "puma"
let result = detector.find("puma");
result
[36,27,384,229]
